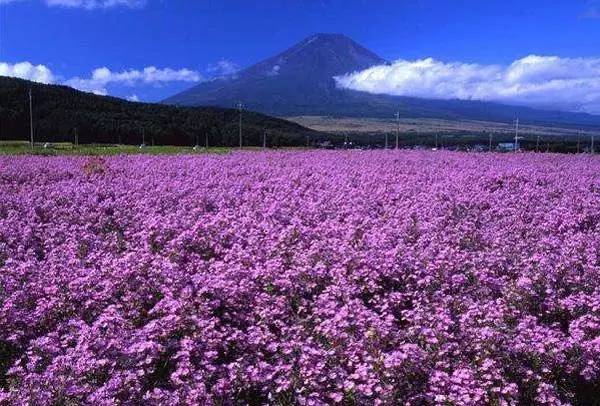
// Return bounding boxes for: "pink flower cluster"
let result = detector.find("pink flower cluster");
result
[0,151,599,405]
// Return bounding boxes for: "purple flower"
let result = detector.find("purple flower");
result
[0,151,599,404]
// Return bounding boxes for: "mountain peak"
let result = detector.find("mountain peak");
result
[241,33,386,79]
[163,33,387,108]
[302,33,353,43]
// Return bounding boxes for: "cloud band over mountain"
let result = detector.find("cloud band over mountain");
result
[5,51,600,116]
[335,55,600,114]
[0,61,203,96]
[64,66,203,95]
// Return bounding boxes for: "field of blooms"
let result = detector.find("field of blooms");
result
[0,151,599,405]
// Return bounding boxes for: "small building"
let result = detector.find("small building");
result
[316,141,334,149]
[498,142,517,152]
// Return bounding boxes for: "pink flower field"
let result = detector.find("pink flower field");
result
[0,151,599,405]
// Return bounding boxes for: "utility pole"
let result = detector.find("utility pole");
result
[436,133,439,150]
[514,118,520,152]
[306,134,310,148]
[205,133,209,149]
[262,129,267,149]
[395,111,400,149]
[384,133,389,149]
[142,128,146,146]
[577,131,581,154]
[536,135,540,153]
[29,88,34,148]
[344,133,348,149]
[74,127,79,148]
[237,102,243,149]
[488,132,493,152]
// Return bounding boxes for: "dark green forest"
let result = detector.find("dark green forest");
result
[0,76,321,147]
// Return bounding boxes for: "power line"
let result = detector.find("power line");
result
[514,118,519,152]
[29,88,34,148]
[513,118,523,152]
[395,111,400,149]
[236,102,244,149]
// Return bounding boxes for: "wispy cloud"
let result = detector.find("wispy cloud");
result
[206,59,239,76]
[335,55,600,114]
[64,66,203,95]
[581,0,600,18]
[0,0,147,8]
[581,8,600,18]
[44,0,146,9]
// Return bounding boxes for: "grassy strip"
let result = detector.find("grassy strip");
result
[0,141,231,156]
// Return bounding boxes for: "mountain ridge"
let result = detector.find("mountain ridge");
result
[163,33,388,110]
[164,33,600,128]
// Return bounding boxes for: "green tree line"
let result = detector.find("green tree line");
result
[0,76,320,147]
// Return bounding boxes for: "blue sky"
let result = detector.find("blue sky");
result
[1,0,600,109]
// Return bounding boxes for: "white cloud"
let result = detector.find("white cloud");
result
[335,55,600,114]
[581,0,600,18]
[0,61,55,83]
[44,0,146,9]
[207,59,239,76]
[64,66,203,95]
[1,61,202,100]
[127,94,139,102]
